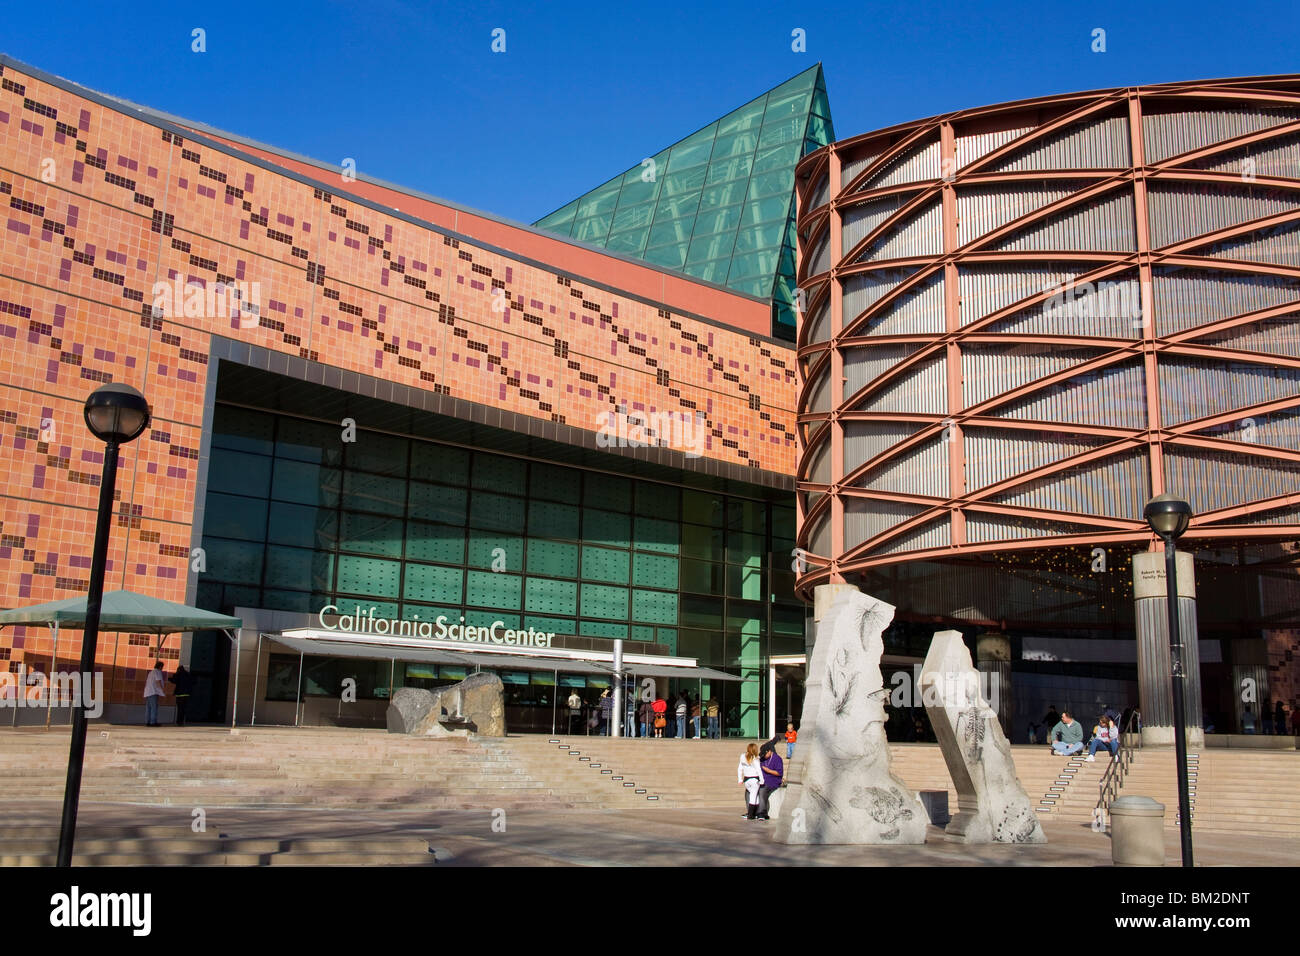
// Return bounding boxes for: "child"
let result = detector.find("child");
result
[784,722,797,759]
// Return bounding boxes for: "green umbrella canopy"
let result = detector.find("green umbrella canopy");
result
[0,590,241,633]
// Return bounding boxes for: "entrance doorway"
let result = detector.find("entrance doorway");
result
[772,657,805,736]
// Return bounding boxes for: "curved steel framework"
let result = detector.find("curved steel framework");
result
[793,75,1300,607]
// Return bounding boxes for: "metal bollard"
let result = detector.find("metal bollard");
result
[1109,795,1166,866]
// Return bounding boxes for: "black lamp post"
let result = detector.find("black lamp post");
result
[1142,492,1194,868]
[57,383,151,867]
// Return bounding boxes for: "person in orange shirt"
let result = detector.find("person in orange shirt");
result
[784,722,797,759]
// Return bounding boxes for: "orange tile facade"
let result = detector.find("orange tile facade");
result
[0,61,798,704]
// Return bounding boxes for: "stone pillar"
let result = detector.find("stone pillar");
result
[975,632,1012,738]
[921,630,1045,844]
[772,585,926,844]
[1132,551,1204,748]
[810,582,860,657]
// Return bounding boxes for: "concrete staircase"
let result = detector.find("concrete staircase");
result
[0,727,596,811]
[1024,751,1108,824]
[1108,748,1300,837]
[2,727,1295,840]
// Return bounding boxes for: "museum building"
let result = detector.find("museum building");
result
[792,75,1300,735]
[0,56,832,737]
[4,53,1299,742]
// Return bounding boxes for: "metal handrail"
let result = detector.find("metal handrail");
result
[1096,711,1140,814]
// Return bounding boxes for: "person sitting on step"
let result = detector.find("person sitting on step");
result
[1085,714,1119,762]
[1048,711,1084,757]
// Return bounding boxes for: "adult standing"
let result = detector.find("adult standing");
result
[638,696,652,739]
[1042,704,1060,731]
[143,661,166,727]
[599,687,614,736]
[652,696,667,738]
[567,688,582,735]
[675,693,688,739]
[706,697,721,739]
[737,743,763,819]
[1275,700,1287,737]
[690,696,702,740]
[757,744,783,820]
[168,664,194,727]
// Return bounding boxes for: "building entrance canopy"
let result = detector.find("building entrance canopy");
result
[264,629,747,682]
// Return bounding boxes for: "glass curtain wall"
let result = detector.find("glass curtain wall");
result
[197,404,801,736]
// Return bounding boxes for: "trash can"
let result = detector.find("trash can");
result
[1109,796,1166,866]
[918,789,950,826]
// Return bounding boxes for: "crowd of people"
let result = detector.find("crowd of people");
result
[1239,699,1297,735]
[564,688,726,738]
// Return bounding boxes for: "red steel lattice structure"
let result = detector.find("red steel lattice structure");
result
[792,75,1300,606]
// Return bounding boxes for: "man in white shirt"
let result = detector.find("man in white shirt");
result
[567,690,582,734]
[143,661,166,727]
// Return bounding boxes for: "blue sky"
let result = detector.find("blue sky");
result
[5,0,1298,223]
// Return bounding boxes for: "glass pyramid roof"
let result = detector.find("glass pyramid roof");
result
[534,64,833,340]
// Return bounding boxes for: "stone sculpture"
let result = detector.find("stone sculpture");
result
[386,673,506,737]
[920,630,1045,844]
[772,588,927,844]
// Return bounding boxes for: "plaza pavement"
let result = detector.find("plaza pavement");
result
[5,799,1297,866]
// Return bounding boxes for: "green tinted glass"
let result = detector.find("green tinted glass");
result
[580,583,629,620]
[470,491,526,532]
[208,450,271,497]
[527,538,579,577]
[632,552,679,589]
[404,563,464,603]
[632,589,678,624]
[531,64,830,338]
[582,545,630,584]
[529,500,580,539]
[525,577,578,616]
[584,509,631,548]
[337,554,400,598]
[466,570,522,609]
[408,482,467,525]
[410,443,469,484]
[405,521,465,565]
[635,483,680,518]
[467,532,524,571]
[340,511,403,558]
[472,453,526,490]
[212,405,275,455]
[202,537,263,586]
[347,432,408,477]
[634,515,679,553]
[585,473,631,511]
[205,493,268,541]
[275,417,340,464]
[529,463,580,503]
[342,471,405,516]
